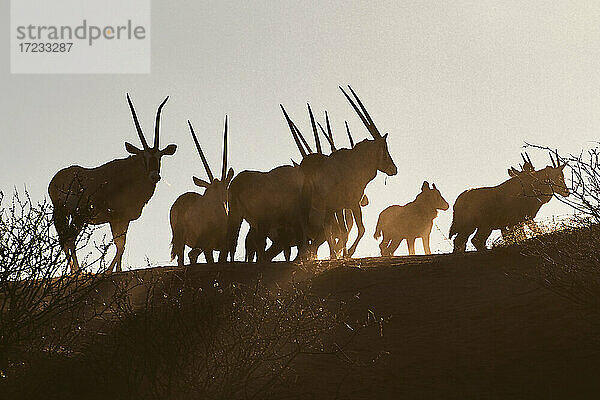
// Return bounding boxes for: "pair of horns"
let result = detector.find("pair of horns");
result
[126,93,168,150]
[339,85,382,139]
[187,116,229,182]
[520,152,534,171]
[549,149,562,168]
[282,104,344,158]
[281,105,310,158]
[317,111,336,152]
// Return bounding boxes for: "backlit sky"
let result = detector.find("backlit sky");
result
[2,1,599,267]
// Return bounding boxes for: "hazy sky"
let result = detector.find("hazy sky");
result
[2,1,599,267]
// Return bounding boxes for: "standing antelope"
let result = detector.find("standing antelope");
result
[228,104,331,263]
[226,163,305,262]
[286,109,371,259]
[169,117,233,265]
[299,86,397,258]
[450,153,569,252]
[501,153,542,240]
[374,181,449,256]
[48,94,177,273]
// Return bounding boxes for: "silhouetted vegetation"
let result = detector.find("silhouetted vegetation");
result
[1,270,382,399]
[0,190,115,375]
[0,189,382,399]
[527,142,600,222]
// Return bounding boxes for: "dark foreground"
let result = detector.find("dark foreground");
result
[3,228,600,399]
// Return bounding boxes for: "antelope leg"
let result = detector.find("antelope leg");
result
[346,204,364,257]
[109,220,129,273]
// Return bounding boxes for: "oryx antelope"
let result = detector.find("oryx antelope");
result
[299,86,397,258]
[169,117,233,265]
[48,94,177,273]
[232,105,328,263]
[230,103,332,263]
[501,153,542,240]
[450,152,569,252]
[244,107,369,262]
[226,163,305,262]
[374,181,449,256]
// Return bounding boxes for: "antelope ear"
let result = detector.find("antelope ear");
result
[421,181,429,191]
[161,144,177,156]
[226,168,234,183]
[559,163,566,170]
[383,133,389,140]
[508,167,519,177]
[193,176,210,188]
[125,142,142,154]
[432,183,437,190]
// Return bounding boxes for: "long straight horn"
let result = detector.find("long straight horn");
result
[549,151,557,167]
[281,105,307,158]
[318,122,336,151]
[345,121,354,148]
[340,85,382,139]
[126,93,149,149]
[325,111,334,149]
[221,115,228,180]
[294,122,313,154]
[154,96,169,149]
[187,120,214,182]
[307,103,322,154]
[525,152,533,166]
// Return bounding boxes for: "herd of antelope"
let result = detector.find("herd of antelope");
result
[48,87,570,273]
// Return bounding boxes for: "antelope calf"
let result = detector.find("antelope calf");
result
[374,181,449,256]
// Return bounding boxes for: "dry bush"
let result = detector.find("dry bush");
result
[2,269,383,400]
[0,188,384,399]
[0,189,117,382]
[511,222,600,310]
[526,142,600,221]
[86,277,376,399]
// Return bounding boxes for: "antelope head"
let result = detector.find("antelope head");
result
[125,94,177,184]
[510,151,569,198]
[340,85,397,176]
[188,117,235,211]
[419,181,449,211]
[540,151,569,197]
[508,153,535,177]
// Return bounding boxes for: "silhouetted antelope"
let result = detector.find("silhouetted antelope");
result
[299,86,397,258]
[48,94,177,273]
[501,153,543,240]
[231,105,329,262]
[375,181,449,256]
[450,153,568,252]
[230,104,330,263]
[169,117,233,265]
[226,163,305,262]
[244,111,370,262]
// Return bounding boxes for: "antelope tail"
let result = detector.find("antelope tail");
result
[449,219,457,240]
[373,217,383,240]
[170,238,178,261]
[170,231,183,262]
[169,210,182,261]
[226,189,244,260]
